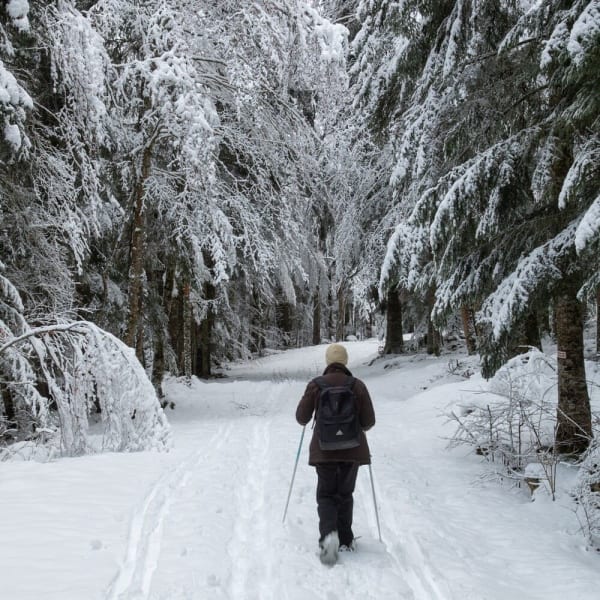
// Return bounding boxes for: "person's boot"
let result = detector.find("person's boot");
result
[319,531,339,566]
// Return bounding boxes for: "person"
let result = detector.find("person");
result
[295,343,375,565]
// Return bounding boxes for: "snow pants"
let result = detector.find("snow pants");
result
[316,461,359,547]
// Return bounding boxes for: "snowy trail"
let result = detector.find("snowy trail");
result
[4,340,599,600]
[106,372,417,600]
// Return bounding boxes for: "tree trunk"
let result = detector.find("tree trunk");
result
[335,281,347,342]
[125,145,152,349]
[167,282,184,375]
[135,316,145,365]
[384,288,403,354]
[182,281,192,378]
[277,300,293,346]
[461,305,477,355]
[198,282,215,378]
[250,287,266,356]
[312,287,321,345]
[554,285,592,455]
[1,385,15,431]
[327,283,334,341]
[426,288,441,356]
[522,310,542,350]
[596,287,600,358]
[152,333,165,400]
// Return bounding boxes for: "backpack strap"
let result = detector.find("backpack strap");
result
[312,376,328,428]
[312,376,329,390]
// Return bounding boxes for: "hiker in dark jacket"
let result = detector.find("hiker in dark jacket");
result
[296,343,375,564]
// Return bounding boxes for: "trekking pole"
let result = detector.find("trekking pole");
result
[368,463,383,542]
[282,425,306,524]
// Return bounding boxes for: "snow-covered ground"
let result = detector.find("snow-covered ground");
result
[1,340,599,599]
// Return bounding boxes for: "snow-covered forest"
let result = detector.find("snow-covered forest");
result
[1,0,600,592]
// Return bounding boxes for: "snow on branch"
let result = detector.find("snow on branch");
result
[558,139,600,209]
[43,2,110,143]
[0,315,171,457]
[575,194,600,253]
[299,3,348,64]
[478,221,579,340]
[379,220,429,298]
[566,0,600,66]
[429,132,534,253]
[0,58,33,153]
[6,0,30,32]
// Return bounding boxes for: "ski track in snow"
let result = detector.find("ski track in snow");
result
[362,475,450,600]
[105,423,234,600]
[228,395,275,599]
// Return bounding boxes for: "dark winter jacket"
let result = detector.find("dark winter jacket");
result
[296,363,375,466]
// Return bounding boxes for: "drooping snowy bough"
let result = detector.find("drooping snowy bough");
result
[0,276,171,457]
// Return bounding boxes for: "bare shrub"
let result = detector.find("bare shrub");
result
[447,349,559,498]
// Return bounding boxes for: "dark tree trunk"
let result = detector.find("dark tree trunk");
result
[336,283,346,342]
[312,287,321,345]
[461,305,477,355]
[168,284,184,375]
[277,300,293,346]
[152,333,165,400]
[426,317,441,356]
[555,285,592,455]
[125,145,152,350]
[135,315,145,366]
[182,281,192,378]
[426,288,440,356]
[198,281,216,378]
[1,385,15,429]
[596,287,600,358]
[327,284,334,341]
[384,288,404,354]
[523,310,542,350]
[250,287,266,356]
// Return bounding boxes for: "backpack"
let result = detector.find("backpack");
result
[313,375,360,450]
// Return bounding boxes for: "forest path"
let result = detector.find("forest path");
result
[100,341,600,600]
[3,342,599,600]
[104,357,432,600]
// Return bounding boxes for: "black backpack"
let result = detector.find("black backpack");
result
[313,375,360,450]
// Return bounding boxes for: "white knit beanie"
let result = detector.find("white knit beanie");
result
[325,343,348,366]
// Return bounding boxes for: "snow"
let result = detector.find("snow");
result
[6,0,30,32]
[0,60,33,108]
[567,0,600,66]
[575,194,600,253]
[1,340,599,599]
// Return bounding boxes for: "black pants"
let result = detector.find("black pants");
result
[316,461,359,547]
